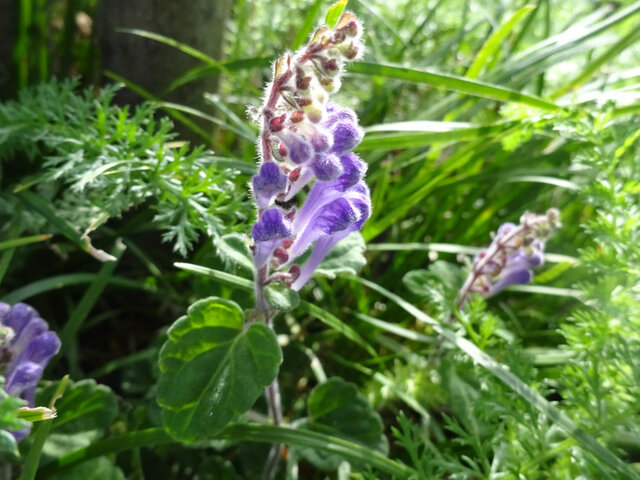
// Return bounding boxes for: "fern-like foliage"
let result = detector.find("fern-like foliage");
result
[0,80,251,255]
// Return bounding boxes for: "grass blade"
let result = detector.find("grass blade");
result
[551,26,640,100]
[325,0,349,28]
[0,233,52,252]
[1,274,152,304]
[15,190,115,262]
[359,122,513,150]
[37,425,415,479]
[58,241,126,376]
[349,62,562,111]
[466,5,536,79]
[293,0,324,49]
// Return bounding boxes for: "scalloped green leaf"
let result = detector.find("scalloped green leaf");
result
[264,284,300,312]
[157,297,282,442]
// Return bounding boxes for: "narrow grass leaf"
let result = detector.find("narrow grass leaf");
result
[466,5,536,79]
[118,29,222,67]
[349,62,562,111]
[325,0,349,28]
[37,425,414,479]
[59,241,126,376]
[551,27,640,100]
[293,0,325,49]
[15,190,115,262]
[359,122,513,150]
[0,234,52,252]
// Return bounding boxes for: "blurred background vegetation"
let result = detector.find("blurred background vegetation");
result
[0,0,639,478]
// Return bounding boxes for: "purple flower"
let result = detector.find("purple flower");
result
[330,121,364,154]
[323,106,357,127]
[0,302,61,440]
[488,239,545,295]
[252,162,288,209]
[309,130,332,152]
[458,211,559,304]
[287,182,370,267]
[291,187,370,291]
[252,208,292,269]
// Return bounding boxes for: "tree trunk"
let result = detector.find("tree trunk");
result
[96,0,231,111]
[0,0,17,99]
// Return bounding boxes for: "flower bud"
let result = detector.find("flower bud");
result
[312,153,343,181]
[331,121,364,154]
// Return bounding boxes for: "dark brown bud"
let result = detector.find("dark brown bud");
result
[286,265,301,285]
[343,43,359,60]
[333,30,346,44]
[324,58,339,72]
[284,206,297,221]
[296,73,311,91]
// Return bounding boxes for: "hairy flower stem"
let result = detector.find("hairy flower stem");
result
[255,106,288,480]
[254,201,284,480]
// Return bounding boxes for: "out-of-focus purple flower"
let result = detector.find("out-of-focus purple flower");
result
[0,302,60,440]
[457,210,560,304]
[488,238,545,295]
[250,12,370,292]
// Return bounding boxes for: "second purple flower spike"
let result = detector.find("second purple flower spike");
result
[0,302,61,440]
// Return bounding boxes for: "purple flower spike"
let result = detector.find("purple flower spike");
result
[5,362,43,397]
[314,198,359,235]
[291,187,371,291]
[252,162,287,209]
[0,301,61,441]
[250,16,371,292]
[252,208,292,269]
[312,153,343,181]
[457,210,560,305]
[330,121,363,154]
[253,208,292,242]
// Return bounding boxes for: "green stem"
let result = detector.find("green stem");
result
[36,425,415,479]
